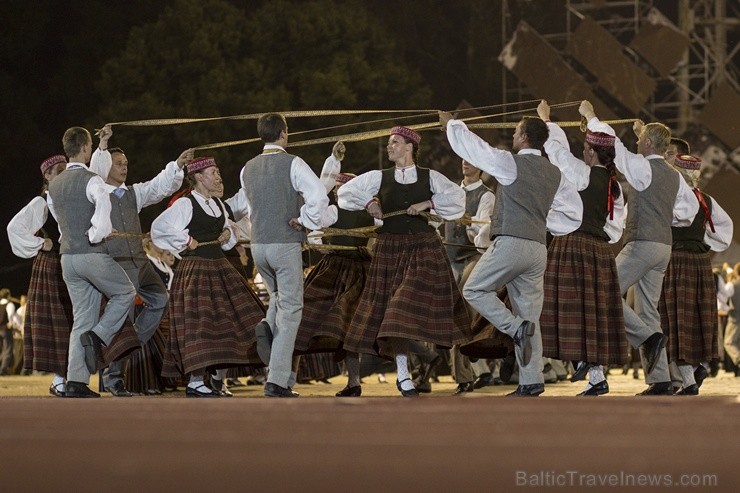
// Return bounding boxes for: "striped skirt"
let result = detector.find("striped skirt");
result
[22,250,73,376]
[294,251,370,354]
[343,232,471,358]
[297,352,342,382]
[162,256,266,377]
[540,232,628,365]
[659,250,718,364]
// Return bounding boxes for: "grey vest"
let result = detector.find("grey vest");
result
[48,167,106,255]
[490,153,560,245]
[241,152,305,244]
[622,157,680,246]
[106,187,147,269]
[445,183,491,261]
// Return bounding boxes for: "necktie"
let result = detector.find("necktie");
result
[113,188,126,198]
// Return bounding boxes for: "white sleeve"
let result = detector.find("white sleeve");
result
[337,170,382,211]
[86,175,113,243]
[588,117,652,191]
[132,161,185,211]
[319,155,341,194]
[320,205,339,228]
[290,157,330,231]
[151,198,193,258]
[544,122,591,191]
[7,197,47,258]
[547,174,583,236]
[429,170,465,220]
[704,197,734,252]
[225,188,252,223]
[90,148,112,180]
[446,119,518,185]
[603,185,626,244]
[672,177,700,226]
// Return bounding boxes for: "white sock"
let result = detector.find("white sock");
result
[678,364,696,387]
[346,352,361,388]
[588,366,605,385]
[582,382,593,392]
[188,375,205,389]
[395,353,415,391]
[52,374,65,389]
[213,369,227,381]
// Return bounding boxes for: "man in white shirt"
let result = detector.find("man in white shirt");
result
[0,290,17,375]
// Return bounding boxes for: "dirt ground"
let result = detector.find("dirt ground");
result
[1,371,738,492]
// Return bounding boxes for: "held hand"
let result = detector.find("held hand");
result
[188,238,199,250]
[42,238,53,252]
[177,148,195,169]
[438,111,453,130]
[633,119,644,138]
[218,228,231,244]
[366,201,383,219]
[288,218,306,232]
[406,200,431,216]
[537,100,550,121]
[578,100,595,120]
[98,125,113,148]
[332,141,346,161]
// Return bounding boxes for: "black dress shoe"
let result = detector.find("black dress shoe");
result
[674,384,699,396]
[336,385,362,397]
[49,383,65,397]
[513,321,535,366]
[413,378,432,394]
[499,352,516,384]
[570,361,595,382]
[106,381,135,397]
[80,330,105,374]
[453,382,475,395]
[226,378,245,387]
[493,377,504,385]
[255,320,273,366]
[396,378,419,397]
[473,372,493,389]
[264,382,298,397]
[694,365,708,389]
[210,378,232,397]
[186,384,220,398]
[640,333,668,374]
[65,381,100,398]
[635,381,673,396]
[577,380,609,396]
[506,383,544,397]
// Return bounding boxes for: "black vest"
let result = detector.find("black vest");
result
[326,194,375,247]
[377,167,433,234]
[576,166,611,241]
[671,191,712,253]
[444,183,491,261]
[40,195,60,251]
[182,195,226,259]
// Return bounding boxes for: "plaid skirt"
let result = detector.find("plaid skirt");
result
[123,327,174,393]
[297,352,342,382]
[459,287,514,360]
[162,256,266,377]
[659,250,718,364]
[294,251,371,354]
[101,315,141,366]
[343,232,471,358]
[23,251,73,376]
[541,232,627,365]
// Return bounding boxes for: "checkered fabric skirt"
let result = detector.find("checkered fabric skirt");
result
[343,232,471,358]
[297,352,342,382]
[294,252,371,354]
[22,251,73,376]
[162,256,266,377]
[101,315,141,367]
[541,232,628,365]
[459,287,514,360]
[123,327,174,394]
[659,250,718,364]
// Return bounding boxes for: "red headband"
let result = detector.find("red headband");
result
[40,155,66,174]
[390,126,421,145]
[187,157,217,174]
[335,173,356,184]
[675,154,701,170]
[585,130,615,147]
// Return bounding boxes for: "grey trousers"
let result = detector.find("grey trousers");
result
[103,262,169,389]
[252,243,304,388]
[615,241,672,384]
[724,313,740,366]
[61,253,136,384]
[463,236,547,386]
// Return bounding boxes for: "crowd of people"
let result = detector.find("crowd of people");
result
[3,100,736,398]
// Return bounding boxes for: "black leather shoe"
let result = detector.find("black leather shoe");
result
[499,352,516,384]
[577,380,609,396]
[640,333,668,374]
[336,385,362,397]
[226,378,245,387]
[413,378,432,394]
[255,321,273,366]
[453,382,474,395]
[397,378,419,397]
[49,383,65,397]
[674,384,699,396]
[636,381,673,396]
[106,381,135,397]
[65,381,100,398]
[210,378,232,397]
[473,372,493,389]
[570,361,595,382]
[186,384,220,398]
[694,366,708,389]
[506,383,544,397]
[493,377,504,385]
[264,382,298,397]
[80,330,105,374]
[513,321,535,366]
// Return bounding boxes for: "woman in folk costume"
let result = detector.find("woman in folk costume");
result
[151,157,265,397]
[6,155,71,396]
[337,126,471,397]
[537,100,628,396]
[659,154,733,395]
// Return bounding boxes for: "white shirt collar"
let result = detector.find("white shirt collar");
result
[66,162,89,170]
[517,149,542,156]
[103,183,127,193]
[645,154,664,160]
[460,179,483,191]
[263,144,286,152]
